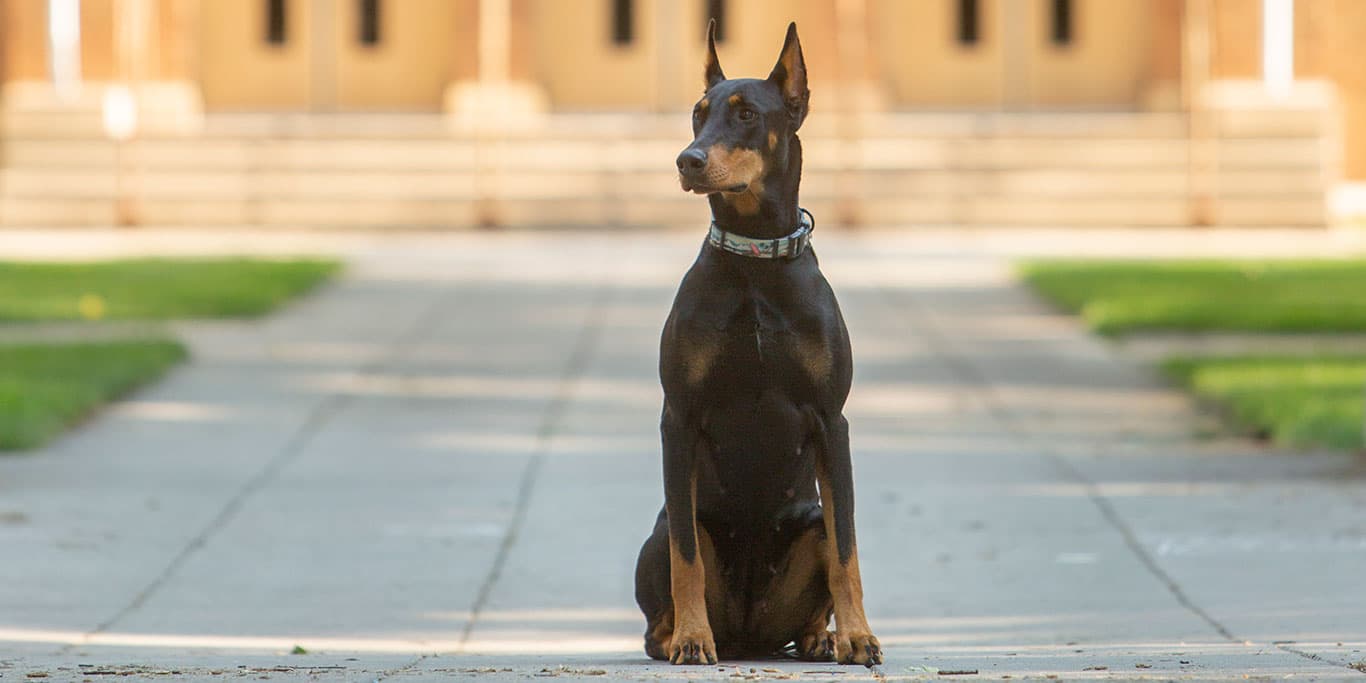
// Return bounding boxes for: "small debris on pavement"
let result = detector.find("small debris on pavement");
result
[1135,663,1152,669]
[1082,666,1107,671]
[938,669,978,676]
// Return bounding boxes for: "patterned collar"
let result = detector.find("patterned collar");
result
[707,208,815,260]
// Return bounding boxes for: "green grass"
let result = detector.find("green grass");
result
[1019,259,1366,334]
[0,258,341,321]
[0,340,187,450]
[1164,356,1366,450]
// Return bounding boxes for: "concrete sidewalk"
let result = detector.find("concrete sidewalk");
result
[1,230,1364,681]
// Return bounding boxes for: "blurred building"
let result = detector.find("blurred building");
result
[0,0,1361,228]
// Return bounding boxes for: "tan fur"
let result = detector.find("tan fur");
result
[728,94,743,106]
[684,345,717,388]
[818,462,881,665]
[749,526,831,646]
[768,131,778,151]
[722,177,764,216]
[702,144,765,189]
[796,343,833,381]
[701,144,766,215]
[668,470,717,664]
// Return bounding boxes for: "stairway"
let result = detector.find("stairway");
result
[0,109,1333,229]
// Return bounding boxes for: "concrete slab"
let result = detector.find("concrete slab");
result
[1,229,1364,680]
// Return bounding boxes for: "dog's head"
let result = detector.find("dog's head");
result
[675,21,809,211]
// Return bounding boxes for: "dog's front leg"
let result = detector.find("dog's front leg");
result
[816,413,882,666]
[661,404,717,665]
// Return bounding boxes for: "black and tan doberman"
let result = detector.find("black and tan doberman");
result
[634,22,881,667]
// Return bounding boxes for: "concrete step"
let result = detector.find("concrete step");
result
[4,109,1330,140]
[3,135,1325,172]
[0,110,1332,227]
[0,166,1326,202]
[0,192,1327,228]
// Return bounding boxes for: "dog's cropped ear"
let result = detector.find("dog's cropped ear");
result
[704,18,726,90]
[767,22,809,129]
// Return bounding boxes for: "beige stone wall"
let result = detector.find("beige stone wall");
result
[877,0,1158,109]
[1210,0,1261,78]
[1309,0,1366,180]
[2,0,51,80]
[334,0,459,109]
[0,0,1361,179]
[1027,0,1153,107]
[197,0,311,109]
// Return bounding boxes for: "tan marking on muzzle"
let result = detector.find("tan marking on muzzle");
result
[700,144,764,192]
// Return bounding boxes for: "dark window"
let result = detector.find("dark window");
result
[706,0,726,43]
[1051,0,1073,45]
[266,0,287,45]
[611,0,633,45]
[359,0,381,45]
[956,0,979,46]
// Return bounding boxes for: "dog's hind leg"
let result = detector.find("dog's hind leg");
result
[747,504,834,659]
[636,510,674,660]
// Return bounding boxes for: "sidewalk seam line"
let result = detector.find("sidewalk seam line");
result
[872,277,1241,645]
[380,269,618,679]
[66,280,464,652]
[456,280,617,649]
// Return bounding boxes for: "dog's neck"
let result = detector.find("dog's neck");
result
[707,136,803,240]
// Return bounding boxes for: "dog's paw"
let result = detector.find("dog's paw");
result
[797,630,836,661]
[836,631,882,667]
[668,630,717,665]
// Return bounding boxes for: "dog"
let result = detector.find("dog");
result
[633,21,882,667]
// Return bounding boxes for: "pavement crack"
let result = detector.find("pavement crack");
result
[69,283,469,651]
[872,277,1240,645]
[451,276,619,655]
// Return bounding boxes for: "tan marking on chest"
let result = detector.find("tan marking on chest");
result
[794,342,834,380]
[768,131,778,151]
[684,344,719,387]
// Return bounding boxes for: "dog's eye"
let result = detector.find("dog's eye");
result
[737,108,756,122]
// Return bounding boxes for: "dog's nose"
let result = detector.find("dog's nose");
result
[676,148,707,175]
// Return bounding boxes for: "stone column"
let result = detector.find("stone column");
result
[1184,0,1217,225]
[445,0,547,130]
[1262,0,1294,97]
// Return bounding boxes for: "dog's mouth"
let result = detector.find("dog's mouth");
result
[679,177,748,195]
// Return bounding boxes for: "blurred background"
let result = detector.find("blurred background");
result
[0,0,1364,230]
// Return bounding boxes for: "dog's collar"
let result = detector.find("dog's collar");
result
[707,208,815,260]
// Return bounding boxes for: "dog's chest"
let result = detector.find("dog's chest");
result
[674,292,831,395]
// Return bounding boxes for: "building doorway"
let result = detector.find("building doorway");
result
[198,0,460,111]
[878,0,1151,110]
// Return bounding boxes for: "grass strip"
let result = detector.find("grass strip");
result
[1019,259,1366,334]
[0,340,187,450]
[0,258,340,321]
[1163,355,1366,450]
